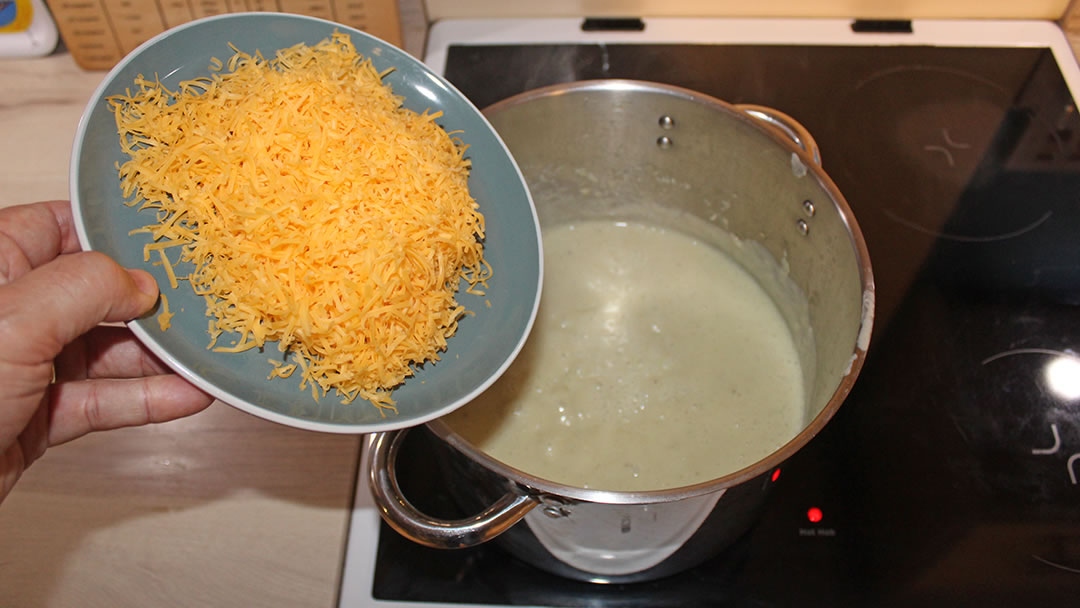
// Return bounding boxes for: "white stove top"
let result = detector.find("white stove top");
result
[337,17,1080,607]
[421,17,1080,95]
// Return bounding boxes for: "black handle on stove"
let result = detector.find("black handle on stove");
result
[367,429,539,550]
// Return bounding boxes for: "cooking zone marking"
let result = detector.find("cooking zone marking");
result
[982,348,1080,485]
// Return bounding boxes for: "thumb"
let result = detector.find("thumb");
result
[0,251,159,365]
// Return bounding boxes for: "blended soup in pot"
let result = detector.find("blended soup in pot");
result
[444,220,805,492]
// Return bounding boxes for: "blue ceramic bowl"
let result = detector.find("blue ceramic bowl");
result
[70,13,542,433]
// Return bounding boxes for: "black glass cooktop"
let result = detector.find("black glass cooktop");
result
[369,41,1080,606]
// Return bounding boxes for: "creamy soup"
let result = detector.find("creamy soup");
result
[444,220,805,491]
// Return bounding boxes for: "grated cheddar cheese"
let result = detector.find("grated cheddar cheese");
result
[108,33,490,413]
[156,293,174,331]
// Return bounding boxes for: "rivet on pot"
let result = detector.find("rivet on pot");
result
[542,505,571,518]
[539,495,572,518]
[796,219,810,236]
[658,115,675,129]
[657,136,673,149]
[802,199,816,217]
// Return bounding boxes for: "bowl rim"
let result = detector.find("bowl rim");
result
[69,12,543,434]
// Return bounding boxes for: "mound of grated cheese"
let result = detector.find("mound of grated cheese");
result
[108,33,490,413]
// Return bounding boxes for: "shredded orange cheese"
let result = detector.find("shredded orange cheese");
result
[108,33,490,413]
[156,293,174,331]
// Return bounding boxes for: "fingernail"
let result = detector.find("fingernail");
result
[126,268,160,298]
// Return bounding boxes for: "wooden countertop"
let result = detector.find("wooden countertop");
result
[0,24,1077,608]
[0,54,362,607]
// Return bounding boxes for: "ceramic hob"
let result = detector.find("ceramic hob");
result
[339,18,1080,607]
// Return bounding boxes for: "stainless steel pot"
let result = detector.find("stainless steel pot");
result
[367,80,875,583]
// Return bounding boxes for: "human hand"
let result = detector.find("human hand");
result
[0,200,214,502]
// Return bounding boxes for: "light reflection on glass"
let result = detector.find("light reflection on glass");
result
[1045,354,1080,401]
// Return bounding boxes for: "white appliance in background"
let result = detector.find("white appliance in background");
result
[338,17,1080,608]
[0,0,57,57]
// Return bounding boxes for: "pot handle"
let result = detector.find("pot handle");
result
[735,104,822,167]
[367,429,540,549]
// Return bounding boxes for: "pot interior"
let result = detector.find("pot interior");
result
[436,80,872,496]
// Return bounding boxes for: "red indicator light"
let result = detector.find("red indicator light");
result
[771,468,781,482]
[807,507,823,523]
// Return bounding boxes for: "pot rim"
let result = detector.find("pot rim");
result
[428,79,876,505]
